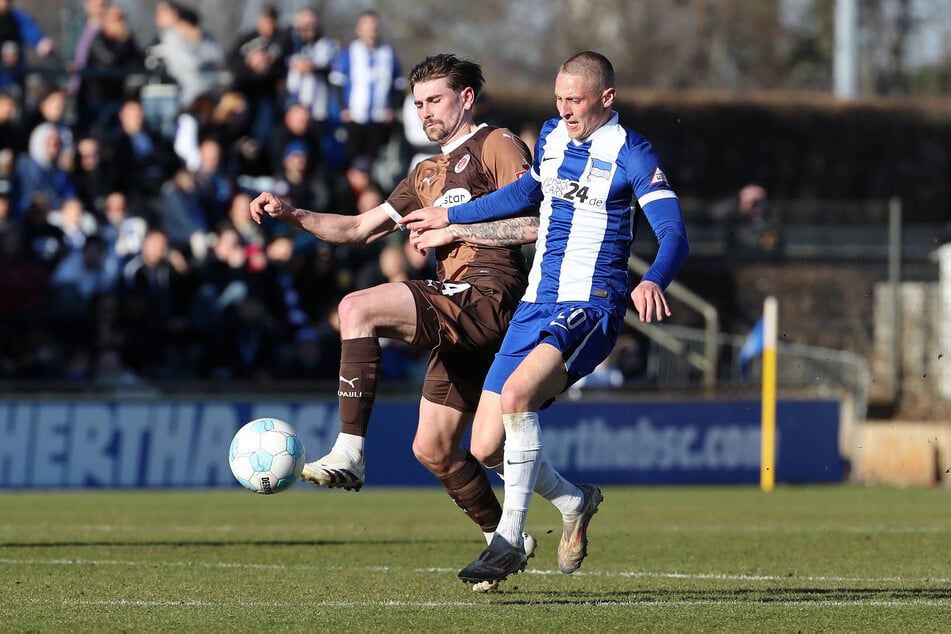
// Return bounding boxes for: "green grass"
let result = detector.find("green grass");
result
[2,485,951,632]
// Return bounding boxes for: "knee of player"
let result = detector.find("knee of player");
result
[470,441,502,468]
[412,439,454,475]
[499,383,535,414]
[337,291,379,332]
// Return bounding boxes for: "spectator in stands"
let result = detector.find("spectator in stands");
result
[64,0,109,101]
[109,98,181,213]
[268,101,321,180]
[226,191,265,248]
[12,122,77,216]
[213,90,267,177]
[100,190,146,262]
[26,87,76,171]
[48,232,118,346]
[118,227,191,378]
[72,136,111,215]
[82,4,144,135]
[286,7,338,136]
[259,234,308,332]
[731,183,783,259]
[294,239,349,325]
[173,92,218,171]
[191,137,233,226]
[227,4,290,149]
[0,0,55,105]
[0,189,9,230]
[0,219,52,379]
[342,155,373,211]
[0,90,23,155]
[273,140,320,212]
[354,239,406,291]
[329,10,406,172]
[47,196,96,253]
[138,1,182,139]
[159,168,208,254]
[157,6,225,110]
[152,0,179,43]
[186,223,250,355]
[355,179,384,215]
[0,91,20,197]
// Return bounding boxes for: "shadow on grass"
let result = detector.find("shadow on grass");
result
[0,536,483,549]
[0,539,357,548]
[487,586,951,605]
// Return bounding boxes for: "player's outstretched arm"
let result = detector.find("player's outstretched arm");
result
[249,191,396,246]
[410,216,539,253]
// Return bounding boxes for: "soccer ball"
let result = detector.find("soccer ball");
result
[228,418,306,494]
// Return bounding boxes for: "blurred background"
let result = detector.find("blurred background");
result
[3,0,951,487]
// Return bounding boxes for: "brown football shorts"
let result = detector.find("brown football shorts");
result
[404,275,524,412]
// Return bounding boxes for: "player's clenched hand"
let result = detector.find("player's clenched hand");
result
[249,192,292,224]
[630,280,671,323]
[403,207,450,231]
[409,227,452,255]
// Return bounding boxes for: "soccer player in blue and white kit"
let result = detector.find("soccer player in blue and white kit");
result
[404,51,689,585]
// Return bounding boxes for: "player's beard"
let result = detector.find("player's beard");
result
[424,120,448,143]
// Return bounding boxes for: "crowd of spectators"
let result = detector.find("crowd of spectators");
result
[0,1,438,385]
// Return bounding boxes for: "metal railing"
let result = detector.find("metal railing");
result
[627,255,719,389]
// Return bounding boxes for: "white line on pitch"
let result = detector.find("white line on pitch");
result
[3,558,951,586]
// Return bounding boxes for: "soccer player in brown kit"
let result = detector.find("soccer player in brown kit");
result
[250,53,549,590]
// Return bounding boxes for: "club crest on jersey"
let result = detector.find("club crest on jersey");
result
[454,154,471,173]
[515,159,531,179]
[588,157,613,180]
[650,166,668,186]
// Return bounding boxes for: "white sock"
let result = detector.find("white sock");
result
[331,432,364,461]
[494,412,542,547]
[534,454,583,517]
[488,455,580,514]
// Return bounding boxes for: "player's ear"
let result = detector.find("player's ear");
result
[602,87,616,108]
[461,86,476,110]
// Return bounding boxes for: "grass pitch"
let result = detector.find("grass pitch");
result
[2,485,950,632]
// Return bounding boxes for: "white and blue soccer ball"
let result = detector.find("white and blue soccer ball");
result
[228,418,306,494]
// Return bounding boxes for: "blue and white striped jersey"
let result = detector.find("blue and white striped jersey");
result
[449,112,688,313]
[329,40,405,124]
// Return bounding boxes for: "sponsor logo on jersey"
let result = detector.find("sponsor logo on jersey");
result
[435,188,472,207]
[541,177,605,207]
[454,154,471,173]
[588,157,613,180]
[650,166,668,186]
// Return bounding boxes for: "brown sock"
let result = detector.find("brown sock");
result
[439,451,502,533]
[337,337,382,437]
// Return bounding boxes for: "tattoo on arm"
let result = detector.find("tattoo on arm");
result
[444,216,539,246]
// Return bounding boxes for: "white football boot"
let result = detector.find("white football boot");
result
[300,451,365,491]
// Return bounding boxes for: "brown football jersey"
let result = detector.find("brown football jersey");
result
[385,125,533,282]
